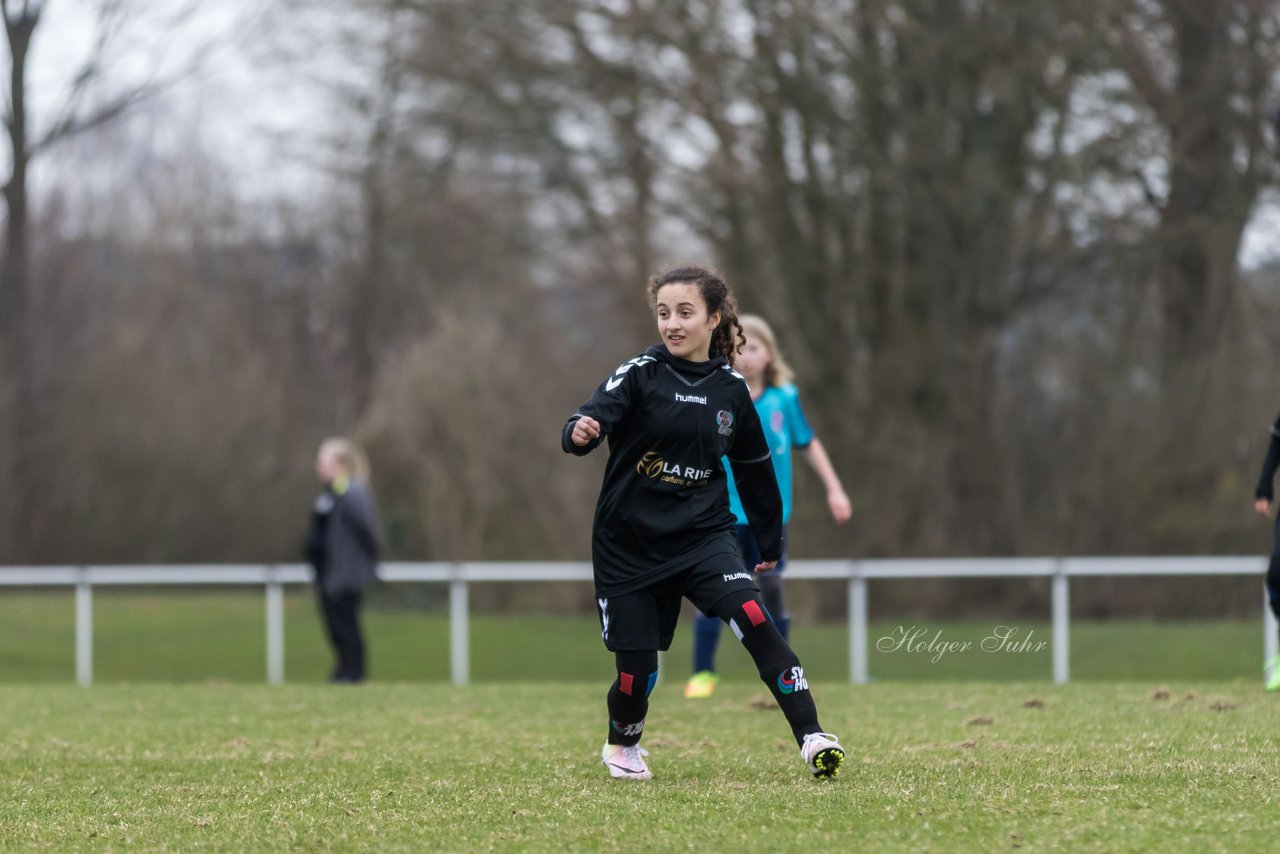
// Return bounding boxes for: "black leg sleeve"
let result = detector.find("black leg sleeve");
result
[710,589,821,746]
[606,650,658,746]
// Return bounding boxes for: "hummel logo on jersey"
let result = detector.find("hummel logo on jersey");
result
[605,356,656,391]
[723,572,752,582]
[675,392,707,405]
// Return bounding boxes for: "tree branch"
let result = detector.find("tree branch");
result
[1114,14,1175,124]
[29,0,208,156]
[29,85,155,156]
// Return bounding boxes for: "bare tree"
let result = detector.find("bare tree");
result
[0,0,204,558]
[1,0,171,327]
[1110,0,1280,368]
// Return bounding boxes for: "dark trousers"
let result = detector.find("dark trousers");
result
[1269,516,1280,624]
[319,589,366,681]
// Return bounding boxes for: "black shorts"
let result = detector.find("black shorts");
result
[595,553,760,651]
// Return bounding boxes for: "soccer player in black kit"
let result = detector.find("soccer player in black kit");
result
[1253,413,1280,690]
[562,265,845,780]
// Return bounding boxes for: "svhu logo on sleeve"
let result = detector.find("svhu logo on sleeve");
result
[777,666,808,694]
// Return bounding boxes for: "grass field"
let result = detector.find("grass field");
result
[0,590,1271,684]
[2,681,1278,851]
[2,592,1278,849]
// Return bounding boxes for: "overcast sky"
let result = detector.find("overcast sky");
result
[17,0,337,209]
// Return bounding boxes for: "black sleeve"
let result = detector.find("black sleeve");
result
[344,483,382,560]
[561,360,637,456]
[1258,418,1280,500]
[303,512,324,567]
[727,394,784,563]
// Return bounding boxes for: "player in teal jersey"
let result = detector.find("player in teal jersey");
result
[685,315,852,699]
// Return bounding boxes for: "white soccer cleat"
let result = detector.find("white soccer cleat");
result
[602,743,653,780]
[800,732,845,779]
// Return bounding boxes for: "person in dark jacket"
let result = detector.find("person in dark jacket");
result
[562,265,845,781]
[1254,416,1280,690]
[304,437,381,683]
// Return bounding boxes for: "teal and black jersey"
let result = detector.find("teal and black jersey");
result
[725,384,814,526]
[563,344,784,597]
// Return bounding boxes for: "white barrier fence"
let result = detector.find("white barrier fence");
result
[1,558,1275,687]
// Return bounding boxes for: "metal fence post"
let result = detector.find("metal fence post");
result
[266,565,285,685]
[75,567,93,687]
[1052,560,1069,684]
[450,564,470,686]
[849,561,868,685]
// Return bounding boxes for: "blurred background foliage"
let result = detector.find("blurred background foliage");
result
[3,0,1280,618]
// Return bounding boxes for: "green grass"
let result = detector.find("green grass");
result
[2,593,1277,849]
[0,590,1269,684]
[0,682,1277,851]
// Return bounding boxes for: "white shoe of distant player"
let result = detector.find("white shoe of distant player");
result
[602,743,652,780]
[800,732,845,779]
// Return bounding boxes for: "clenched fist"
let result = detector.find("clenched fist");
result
[571,416,602,447]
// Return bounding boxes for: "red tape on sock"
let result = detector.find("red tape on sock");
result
[619,672,634,696]
[742,600,766,627]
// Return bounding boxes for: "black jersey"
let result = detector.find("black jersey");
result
[1257,415,1280,500]
[562,344,784,597]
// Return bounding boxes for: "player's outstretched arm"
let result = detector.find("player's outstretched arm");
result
[800,437,851,524]
[562,358,645,456]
